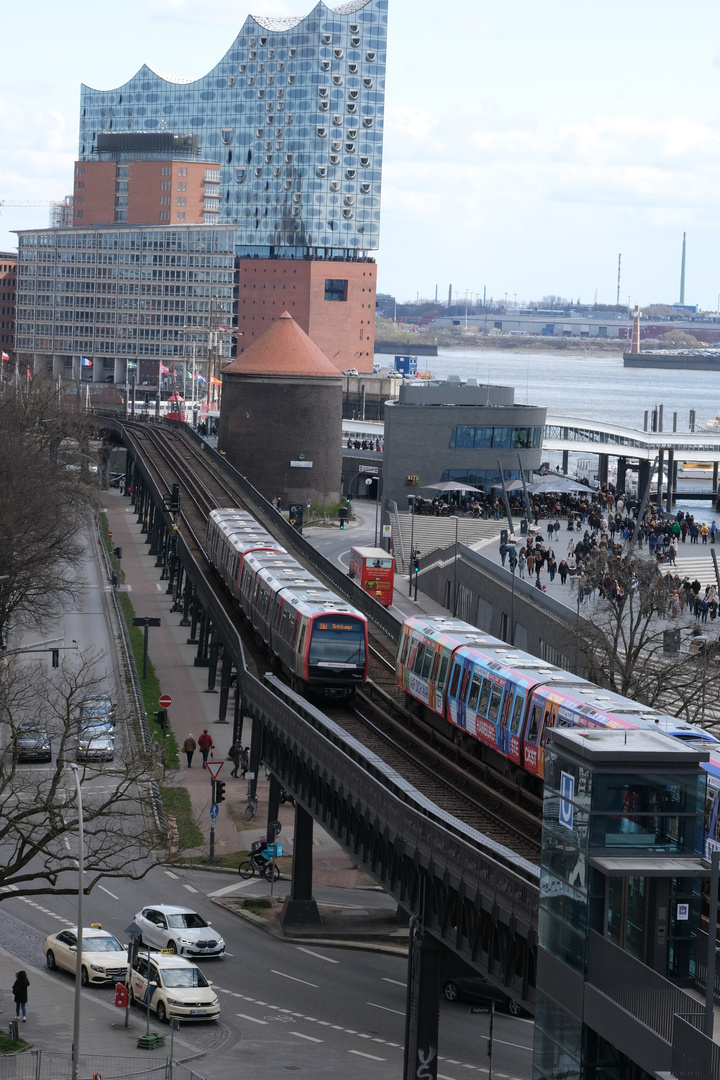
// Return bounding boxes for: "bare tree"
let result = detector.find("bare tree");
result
[570,550,720,727]
[0,377,99,642]
[0,651,158,899]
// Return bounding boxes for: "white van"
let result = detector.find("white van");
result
[130,952,219,1023]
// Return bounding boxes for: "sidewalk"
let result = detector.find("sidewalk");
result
[103,490,375,885]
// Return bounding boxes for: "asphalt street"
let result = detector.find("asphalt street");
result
[0,862,535,1080]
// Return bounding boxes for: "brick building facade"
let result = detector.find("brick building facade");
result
[236,257,376,372]
[73,160,220,226]
[0,251,16,356]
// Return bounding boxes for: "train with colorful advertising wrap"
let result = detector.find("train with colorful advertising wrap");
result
[396,616,715,786]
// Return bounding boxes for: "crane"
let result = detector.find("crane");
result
[0,198,72,226]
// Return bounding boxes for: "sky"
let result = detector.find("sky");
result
[2,0,720,308]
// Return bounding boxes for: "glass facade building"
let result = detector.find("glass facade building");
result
[78,0,387,256]
[15,225,236,384]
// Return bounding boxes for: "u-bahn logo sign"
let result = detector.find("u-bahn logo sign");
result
[559,771,575,829]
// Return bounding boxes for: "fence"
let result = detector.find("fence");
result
[0,1053,205,1080]
[672,1013,720,1080]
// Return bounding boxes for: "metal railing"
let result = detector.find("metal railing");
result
[0,1052,204,1080]
[588,930,703,1040]
[694,929,720,1005]
[672,1013,720,1080]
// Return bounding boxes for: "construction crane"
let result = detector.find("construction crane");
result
[0,197,72,227]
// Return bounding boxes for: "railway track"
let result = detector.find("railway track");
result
[120,420,543,860]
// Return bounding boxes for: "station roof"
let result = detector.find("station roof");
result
[222,312,342,379]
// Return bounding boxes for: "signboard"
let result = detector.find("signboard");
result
[358,465,379,474]
[205,761,223,780]
[677,903,689,921]
[210,803,219,820]
[559,771,575,830]
[159,694,172,709]
[383,525,392,537]
[290,461,313,468]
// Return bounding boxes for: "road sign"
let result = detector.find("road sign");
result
[210,803,219,820]
[383,524,392,537]
[159,694,172,709]
[206,761,223,780]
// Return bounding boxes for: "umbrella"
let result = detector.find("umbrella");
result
[529,476,593,495]
[422,481,484,493]
[490,479,525,491]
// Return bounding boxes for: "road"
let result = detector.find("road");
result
[0,863,535,1080]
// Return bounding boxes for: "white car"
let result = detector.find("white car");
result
[129,952,219,1023]
[44,927,127,986]
[133,905,225,958]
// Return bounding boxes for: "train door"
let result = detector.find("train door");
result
[507,692,526,765]
[496,681,514,757]
[523,693,545,775]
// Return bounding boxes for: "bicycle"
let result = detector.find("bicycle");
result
[244,793,259,821]
[238,841,281,881]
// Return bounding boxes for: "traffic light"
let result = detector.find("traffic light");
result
[339,517,344,530]
[413,553,420,574]
[153,709,167,730]
[51,649,59,668]
[215,780,226,804]
[170,484,180,512]
[113,546,122,560]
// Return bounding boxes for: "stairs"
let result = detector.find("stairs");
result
[392,513,521,571]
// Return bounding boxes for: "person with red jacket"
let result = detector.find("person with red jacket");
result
[197,729,214,768]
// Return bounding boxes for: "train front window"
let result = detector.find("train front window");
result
[309,618,366,666]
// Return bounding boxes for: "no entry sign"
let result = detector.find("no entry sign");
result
[159,694,172,709]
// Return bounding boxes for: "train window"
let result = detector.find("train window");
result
[527,704,542,744]
[429,648,442,684]
[309,617,366,666]
[421,648,433,679]
[449,664,462,698]
[499,692,513,729]
[459,666,472,701]
[478,680,492,717]
[412,645,426,676]
[511,695,524,734]
[400,633,410,666]
[407,641,419,671]
[488,689,501,724]
[298,624,306,654]
[467,672,482,711]
[437,655,450,691]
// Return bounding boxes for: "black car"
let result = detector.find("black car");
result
[15,722,52,763]
[442,976,525,1016]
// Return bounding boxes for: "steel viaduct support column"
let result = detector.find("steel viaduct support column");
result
[562,450,569,475]
[616,457,627,494]
[281,804,321,926]
[657,447,665,509]
[216,650,232,722]
[638,459,651,502]
[403,922,441,1080]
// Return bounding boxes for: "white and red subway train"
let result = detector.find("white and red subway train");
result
[396,616,715,784]
[206,508,368,692]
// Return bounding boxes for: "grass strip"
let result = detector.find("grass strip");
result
[160,786,203,849]
[116,591,179,768]
[0,1032,29,1054]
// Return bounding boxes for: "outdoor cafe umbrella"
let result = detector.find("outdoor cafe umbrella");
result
[489,479,524,491]
[422,481,484,493]
[529,476,593,495]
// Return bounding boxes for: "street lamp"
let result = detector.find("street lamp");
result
[408,494,417,597]
[450,515,459,616]
[70,763,84,1080]
[371,475,383,547]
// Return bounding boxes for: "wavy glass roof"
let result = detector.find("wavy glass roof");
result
[79,0,387,253]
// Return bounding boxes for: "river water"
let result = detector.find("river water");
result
[377,347,720,510]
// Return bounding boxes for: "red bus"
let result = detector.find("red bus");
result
[349,547,395,607]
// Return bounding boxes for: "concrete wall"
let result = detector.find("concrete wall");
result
[236,259,376,373]
[418,542,581,671]
[219,372,342,507]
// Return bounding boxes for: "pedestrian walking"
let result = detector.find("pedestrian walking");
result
[229,742,241,778]
[13,971,29,1022]
[240,746,250,778]
[197,729,214,768]
[181,734,196,768]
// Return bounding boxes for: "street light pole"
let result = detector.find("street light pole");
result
[373,475,382,547]
[70,763,84,1080]
[453,514,459,617]
[408,495,416,597]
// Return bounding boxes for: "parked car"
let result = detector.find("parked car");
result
[44,927,126,986]
[77,725,115,762]
[133,905,225,958]
[15,722,52,763]
[129,952,219,1023]
[442,975,525,1016]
